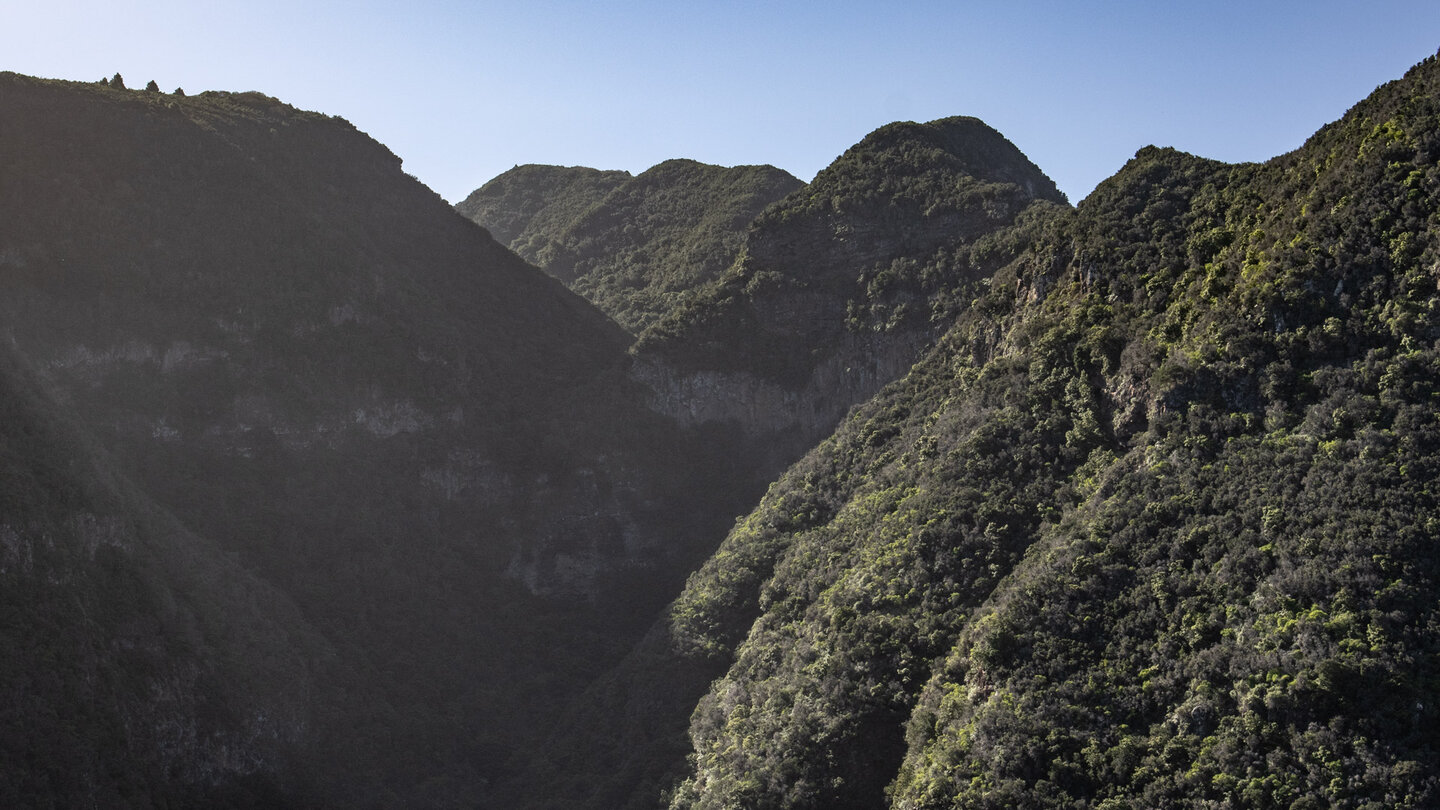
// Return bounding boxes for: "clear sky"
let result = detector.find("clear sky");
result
[4,1,1438,205]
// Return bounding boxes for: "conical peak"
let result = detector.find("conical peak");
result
[827,115,1066,204]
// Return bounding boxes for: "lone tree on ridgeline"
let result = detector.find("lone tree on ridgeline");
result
[110,73,126,90]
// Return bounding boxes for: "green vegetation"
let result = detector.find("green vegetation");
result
[457,164,631,252]
[662,52,1440,808]
[634,116,1067,385]
[7,48,1440,810]
[459,159,802,332]
[0,71,767,808]
[0,326,316,809]
[496,117,1069,810]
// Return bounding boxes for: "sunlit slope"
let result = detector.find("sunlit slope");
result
[460,159,802,332]
[666,52,1440,809]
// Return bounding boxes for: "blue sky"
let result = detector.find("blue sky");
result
[5,1,1438,204]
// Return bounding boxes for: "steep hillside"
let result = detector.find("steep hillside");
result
[456,163,630,256]
[459,159,802,332]
[13,49,1440,810]
[631,117,1067,465]
[0,337,319,809]
[0,73,762,807]
[655,52,1440,808]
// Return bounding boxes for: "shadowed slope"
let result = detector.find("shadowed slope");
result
[0,73,761,807]
[0,329,319,809]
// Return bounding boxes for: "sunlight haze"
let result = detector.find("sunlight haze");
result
[6,0,1439,203]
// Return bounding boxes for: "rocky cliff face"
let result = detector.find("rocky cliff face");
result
[632,332,923,434]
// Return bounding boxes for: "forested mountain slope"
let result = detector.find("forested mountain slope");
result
[0,339,320,809]
[631,117,1067,465]
[459,159,802,332]
[491,119,1071,810]
[655,52,1440,808]
[0,73,763,808]
[456,163,630,260]
[9,47,1440,810]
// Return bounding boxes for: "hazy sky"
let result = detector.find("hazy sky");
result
[5,1,1438,204]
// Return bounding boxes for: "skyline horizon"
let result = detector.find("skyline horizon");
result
[6,2,1440,205]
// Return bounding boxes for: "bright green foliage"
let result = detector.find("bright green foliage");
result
[895,391,1440,809]
[668,52,1440,809]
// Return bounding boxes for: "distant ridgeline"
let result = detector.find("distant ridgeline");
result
[458,160,804,333]
[2,47,1439,810]
[628,116,1067,462]
[463,119,1069,479]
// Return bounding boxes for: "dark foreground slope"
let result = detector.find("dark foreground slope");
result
[652,53,1440,808]
[632,118,1067,467]
[0,74,760,807]
[0,339,320,809]
[459,160,802,332]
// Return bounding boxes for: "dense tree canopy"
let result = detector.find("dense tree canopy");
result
[5,47,1440,810]
[664,51,1440,809]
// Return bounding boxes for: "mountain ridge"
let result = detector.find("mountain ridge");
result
[0,71,767,808]
[623,115,1066,480]
[659,49,1440,809]
[4,50,1440,810]
[459,158,802,332]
